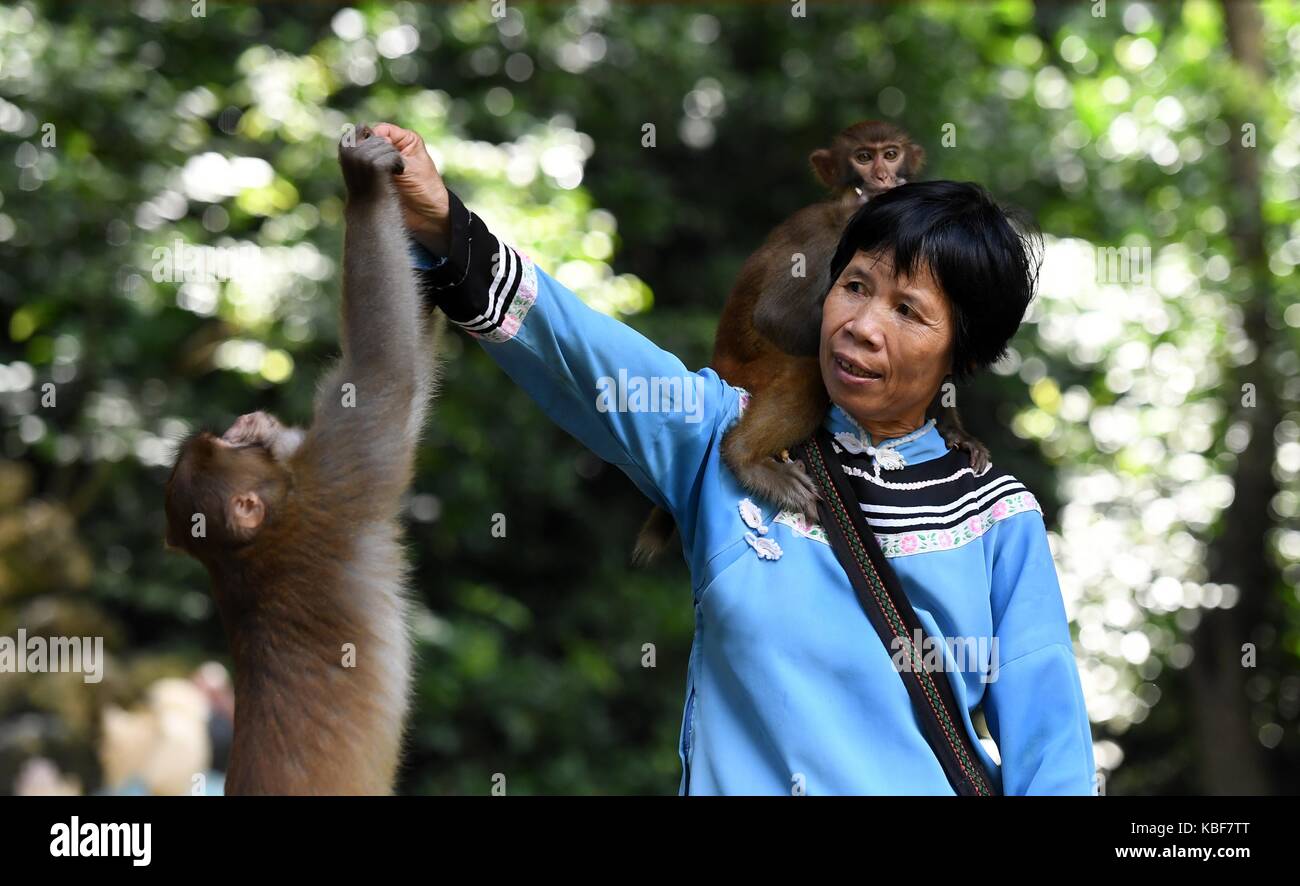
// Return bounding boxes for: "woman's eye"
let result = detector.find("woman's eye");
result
[846,280,866,295]
[898,303,914,317]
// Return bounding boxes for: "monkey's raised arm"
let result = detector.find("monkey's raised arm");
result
[411,191,738,549]
[295,128,437,514]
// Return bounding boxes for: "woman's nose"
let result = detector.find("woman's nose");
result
[844,300,886,344]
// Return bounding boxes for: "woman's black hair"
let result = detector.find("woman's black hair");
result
[827,180,1043,383]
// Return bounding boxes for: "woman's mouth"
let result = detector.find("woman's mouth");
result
[834,355,883,382]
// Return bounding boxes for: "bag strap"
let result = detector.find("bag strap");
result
[794,428,999,796]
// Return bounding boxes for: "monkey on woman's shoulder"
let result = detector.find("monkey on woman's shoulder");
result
[635,120,988,564]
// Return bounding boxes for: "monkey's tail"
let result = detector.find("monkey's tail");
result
[632,505,679,567]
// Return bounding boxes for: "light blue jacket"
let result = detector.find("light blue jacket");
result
[412,192,1098,795]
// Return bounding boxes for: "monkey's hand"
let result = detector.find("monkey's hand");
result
[755,456,821,524]
[940,428,990,475]
[223,411,305,462]
[338,124,405,203]
[722,433,821,523]
[223,411,284,446]
[783,457,822,524]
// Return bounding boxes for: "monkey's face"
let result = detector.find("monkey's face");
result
[164,420,292,559]
[819,248,956,429]
[851,142,908,200]
[810,122,922,198]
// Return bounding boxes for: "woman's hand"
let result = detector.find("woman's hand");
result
[371,122,451,254]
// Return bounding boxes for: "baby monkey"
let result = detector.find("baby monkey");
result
[164,126,442,794]
[635,120,988,564]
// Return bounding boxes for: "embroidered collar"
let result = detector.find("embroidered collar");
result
[823,404,949,469]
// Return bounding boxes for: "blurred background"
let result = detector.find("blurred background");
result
[0,0,1297,795]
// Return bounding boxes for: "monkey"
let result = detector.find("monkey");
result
[163,125,444,794]
[634,120,988,565]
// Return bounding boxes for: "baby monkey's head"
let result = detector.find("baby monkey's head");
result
[164,412,300,564]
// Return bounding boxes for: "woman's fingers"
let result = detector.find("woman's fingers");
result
[371,123,440,191]
[372,123,425,163]
[370,122,450,246]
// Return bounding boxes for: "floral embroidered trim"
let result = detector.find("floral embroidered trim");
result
[772,509,831,546]
[466,249,539,344]
[876,490,1043,558]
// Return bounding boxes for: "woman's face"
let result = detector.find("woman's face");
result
[819,247,956,432]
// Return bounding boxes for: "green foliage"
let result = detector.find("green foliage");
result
[0,0,1296,795]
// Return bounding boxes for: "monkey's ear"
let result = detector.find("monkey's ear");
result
[227,491,266,537]
[809,148,838,188]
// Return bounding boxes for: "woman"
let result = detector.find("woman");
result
[374,123,1097,796]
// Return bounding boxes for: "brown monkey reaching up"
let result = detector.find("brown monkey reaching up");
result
[164,126,443,794]
[635,120,989,564]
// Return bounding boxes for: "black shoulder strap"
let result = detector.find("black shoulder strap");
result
[795,428,1000,796]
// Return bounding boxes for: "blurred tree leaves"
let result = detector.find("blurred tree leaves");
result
[0,1,1296,795]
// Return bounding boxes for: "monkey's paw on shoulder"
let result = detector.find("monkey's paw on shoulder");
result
[727,452,821,524]
[942,433,991,475]
[339,124,405,195]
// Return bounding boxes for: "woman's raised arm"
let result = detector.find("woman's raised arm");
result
[373,123,741,546]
